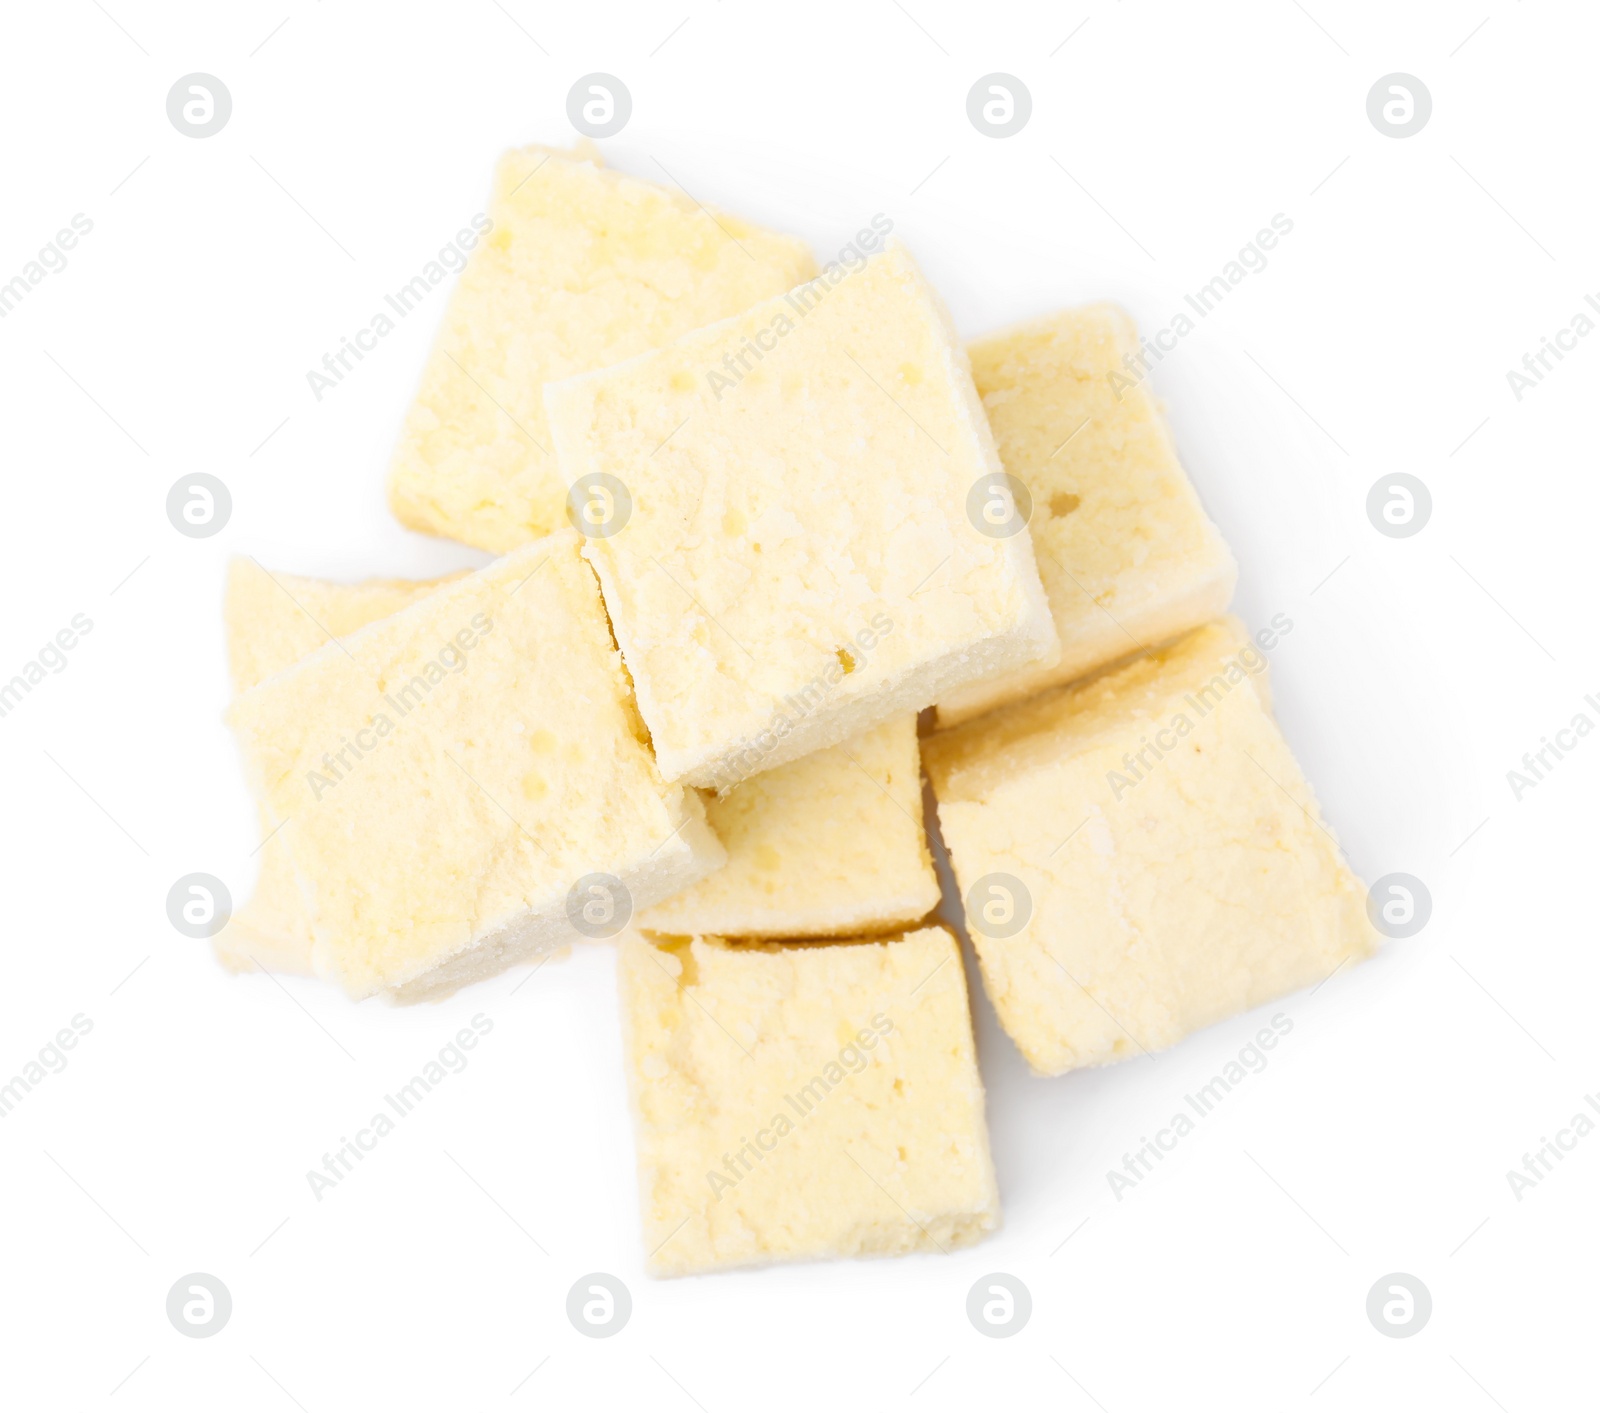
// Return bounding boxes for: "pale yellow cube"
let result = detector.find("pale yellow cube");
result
[216,563,461,976]
[388,145,815,552]
[547,240,1056,789]
[619,926,1000,1275]
[936,305,1237,726]
[924,618,1377,1075]
[638,715,939,938]
[227,532,723,1000]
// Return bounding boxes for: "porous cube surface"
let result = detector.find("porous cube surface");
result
[637,715,939,938]
[216,563,461,975]
[388,144,816,552]
[227,531,722,1000]
[936,304,1237,726]
[618,926,1000,1275]
[924,618,1377,1076]
[546,239,1056,789]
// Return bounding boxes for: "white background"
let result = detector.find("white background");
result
[1,1,1594,1408]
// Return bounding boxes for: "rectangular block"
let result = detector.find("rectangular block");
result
[936,305,1237,726]
[215,562,462,976]
[618,926,1000,1275]
[388,144,816,552]
[227,532,723,1000]
[924,618,1377,1075]
[547,239,1057,789]
[637,715,939,938]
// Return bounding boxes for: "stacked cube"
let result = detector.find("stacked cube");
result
[223,144,1377,1275]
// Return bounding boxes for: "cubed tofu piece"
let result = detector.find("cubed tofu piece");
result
[546,239,1057,789]
[618,926,1000,1275]
[638,715,939,938]
[227,531,723,1000]
[216,563,462,976]
[388,145,816,552]
[924,618,1377,1075]
[936,305,1237,726]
